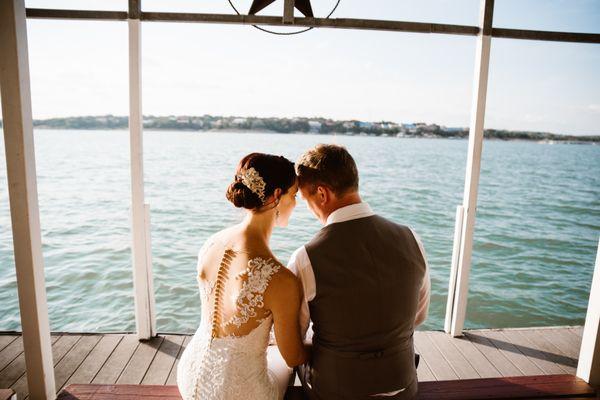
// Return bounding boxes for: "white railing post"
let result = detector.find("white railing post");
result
[577,238,600,386]
[449,0,494,337]
[445,205,464,333]
[129,0,156,340]
[0,1,56,398]
[144,203,157,335]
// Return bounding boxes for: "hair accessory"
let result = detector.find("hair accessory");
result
[238,167,266,204]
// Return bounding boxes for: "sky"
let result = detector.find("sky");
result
[11,0,600,135]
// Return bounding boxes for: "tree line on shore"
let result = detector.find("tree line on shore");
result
[0,115,597,143]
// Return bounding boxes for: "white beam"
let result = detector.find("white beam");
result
[577,238,600,386]
[444,205,464,333]
[144,203,156,336]
[0,1,56,399]
[129,17,156,339]
[449,0,494,337]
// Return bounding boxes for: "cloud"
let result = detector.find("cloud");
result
[587,104,600,113]
[523,113,545,123]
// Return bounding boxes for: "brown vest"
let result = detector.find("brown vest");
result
[302,215,426,399]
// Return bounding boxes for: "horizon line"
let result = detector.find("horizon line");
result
[9,113,600,138]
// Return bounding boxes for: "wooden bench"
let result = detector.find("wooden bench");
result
[57,374,597,399]
[417,374,598,399]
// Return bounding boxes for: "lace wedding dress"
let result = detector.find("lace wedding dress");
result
[177,239,290,400]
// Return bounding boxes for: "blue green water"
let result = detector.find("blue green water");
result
[0,130,598,332]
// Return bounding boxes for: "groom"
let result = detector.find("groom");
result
[288,144,430,400]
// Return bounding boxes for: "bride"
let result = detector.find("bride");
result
[177,153,309,400]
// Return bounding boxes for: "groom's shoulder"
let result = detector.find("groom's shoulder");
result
[322,213,409,232]
[391,220,415,235]
[368,213,414,232]
[306,223,335,245]
[305,215,413,247]
[339,214,417,243]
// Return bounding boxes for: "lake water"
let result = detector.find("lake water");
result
[0,130,598,333]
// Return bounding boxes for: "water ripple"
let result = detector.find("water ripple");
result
[0,131,598,332]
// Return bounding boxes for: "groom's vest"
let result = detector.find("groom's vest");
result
[304,214,426,399]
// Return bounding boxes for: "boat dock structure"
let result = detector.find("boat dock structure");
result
[0,326,592,398]
[1,0,599,398]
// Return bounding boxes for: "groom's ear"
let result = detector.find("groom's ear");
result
[316,185,330,205]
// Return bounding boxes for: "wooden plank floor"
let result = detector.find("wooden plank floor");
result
[0,326,584,399]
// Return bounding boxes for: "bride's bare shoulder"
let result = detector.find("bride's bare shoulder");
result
[200,225,244,251]
[264,258,302,299]
[210,225,240,242]
[270,259,295,279]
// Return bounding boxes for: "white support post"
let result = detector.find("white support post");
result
[445,205,464,333]
[449,0,494,337]
[144,203,156,335]
[0,1,56,399]
[129,9,156,340]
[577,238,600,386]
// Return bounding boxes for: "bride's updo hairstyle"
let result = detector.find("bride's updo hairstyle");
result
[226,153,296,210]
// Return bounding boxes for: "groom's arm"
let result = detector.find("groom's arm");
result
[287,246,314,341]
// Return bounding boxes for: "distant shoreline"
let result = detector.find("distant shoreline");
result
[2,115,598,144]
[31,127,599,145]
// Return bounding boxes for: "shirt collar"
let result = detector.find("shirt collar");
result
[325,202,374,226]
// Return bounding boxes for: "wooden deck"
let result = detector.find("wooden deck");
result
[0,326,584,399]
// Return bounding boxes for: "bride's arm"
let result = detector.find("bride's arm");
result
[265,268,310,367]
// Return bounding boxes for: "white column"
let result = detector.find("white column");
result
[577,238,600,386]
[144,203,156,333]
[444,205,464,333]
[449,0,494,337]
[129,16,156,340]
[0,1,56,399]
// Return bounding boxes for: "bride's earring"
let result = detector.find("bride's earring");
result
[275,199,280,222]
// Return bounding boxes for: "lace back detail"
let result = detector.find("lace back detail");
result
[224,257,281,329]
[207,248,281,340]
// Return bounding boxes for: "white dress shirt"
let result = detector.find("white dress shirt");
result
[287,202,431,397]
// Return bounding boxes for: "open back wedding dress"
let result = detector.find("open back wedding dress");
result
[177,237,291,400]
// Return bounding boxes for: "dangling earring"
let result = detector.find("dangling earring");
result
[275,199,280,222]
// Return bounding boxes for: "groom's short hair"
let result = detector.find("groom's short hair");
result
[296,144,359,196]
